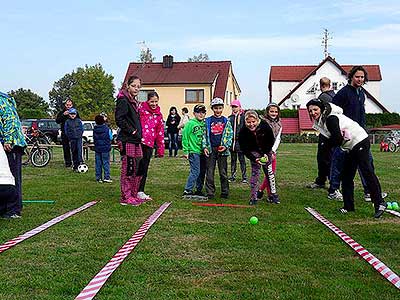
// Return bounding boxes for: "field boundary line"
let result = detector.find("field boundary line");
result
[305,207,400,290]
[75,202,171,300]
[0,201,97,254]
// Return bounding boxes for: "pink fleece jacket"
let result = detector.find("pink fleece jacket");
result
[139,101,165,157]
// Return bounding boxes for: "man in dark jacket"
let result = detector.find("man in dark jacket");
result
[56,98,80,167]
[332,66,387,202]
[64,108,84,171]
[307,77,336,190]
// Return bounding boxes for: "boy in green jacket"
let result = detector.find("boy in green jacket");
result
[182,104,207,200]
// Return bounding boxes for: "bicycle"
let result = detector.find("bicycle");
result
[23,129,52,167]
[386,130,400,152]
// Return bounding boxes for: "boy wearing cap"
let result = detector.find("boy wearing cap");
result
[182,104,207,199]
[64,108,84,172]
[228,99,247,183]
[203,97,233,199]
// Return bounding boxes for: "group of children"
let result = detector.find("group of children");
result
[182,97,283,205]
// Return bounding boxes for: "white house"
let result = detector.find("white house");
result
[268,56,389,113]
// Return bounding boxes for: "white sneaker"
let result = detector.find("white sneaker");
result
[328,190,343,201]
[137,192,152,201]
[364,192,388,202]
[103,179,113,183]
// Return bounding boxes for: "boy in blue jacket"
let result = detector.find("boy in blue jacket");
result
[93,114,113,182]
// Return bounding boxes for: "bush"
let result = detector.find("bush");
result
[282,134,319,143]
[366,113,400,128]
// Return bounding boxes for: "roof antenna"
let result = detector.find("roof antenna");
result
[321,29,332,59]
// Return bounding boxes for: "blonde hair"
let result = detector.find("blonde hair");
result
[244,110,261,127]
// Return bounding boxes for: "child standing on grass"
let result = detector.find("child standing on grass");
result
[166,106,181,157]
[203,97,233,199]
[182,104,207,199]
[93,114,113,183]
[64,108,84,172]
[137,91,165,201]
[239,110,280,205]
[257,103,282,201]
[0,144,18,219]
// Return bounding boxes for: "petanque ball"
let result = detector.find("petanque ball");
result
[259,157,267,164]
[249,216,258,225]
[392,202,399,210]
[387,202,393,210]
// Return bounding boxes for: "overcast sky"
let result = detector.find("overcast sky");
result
[1,0,400,112]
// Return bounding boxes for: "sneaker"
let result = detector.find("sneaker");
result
[137,191,152,201]
[256,190,264,200]
[103,179,113,183]
[228,177,236,182]
[267,195,274,203]
[97,179,103,183]
[242,179,248,184]
[364,192,388,202]
[339,208,348,214]
[194,190,207,197]
[2,213,22,219]
[120,198,143,206]
[271,194,280,204]
[306,182,325,189]
[374,202,387,218]
[249,198,258,205]
[182,190,194,197]
[328,190,343,201]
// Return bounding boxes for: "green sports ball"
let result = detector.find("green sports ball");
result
[249,216,258,225]
[387,202,393,210]
[392,202,399,210]
[259,157,267,164]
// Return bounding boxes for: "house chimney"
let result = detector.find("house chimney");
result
[163,55,173,68]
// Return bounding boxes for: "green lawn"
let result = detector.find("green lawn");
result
[0,144,399,299]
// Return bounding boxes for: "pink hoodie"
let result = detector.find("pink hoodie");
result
[139,101,165,157]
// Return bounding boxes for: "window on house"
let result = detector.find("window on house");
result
[332,82,338,90]
[138,89,155,102]
[185,89,204,103]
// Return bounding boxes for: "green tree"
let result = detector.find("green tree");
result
[9,88,50,119]
[49,64,115,120]
[187,53,209,62]
[49,73,76,114]
[139,48,156,63]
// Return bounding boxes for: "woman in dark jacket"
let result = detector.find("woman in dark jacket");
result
[239,110,280,205]
[166,106,181,157]
[115,75,144,206]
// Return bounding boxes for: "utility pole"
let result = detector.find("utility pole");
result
[321,29,332,58]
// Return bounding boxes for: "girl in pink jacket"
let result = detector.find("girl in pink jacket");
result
[137,91,165,201]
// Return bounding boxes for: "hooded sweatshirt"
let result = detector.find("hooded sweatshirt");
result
[139,101,165,157]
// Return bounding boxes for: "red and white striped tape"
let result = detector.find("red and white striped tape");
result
[305,207,400,290]
[386,209,400,218]
[75,202,171,300]
[0,201,97,254]
[192,202,253,208]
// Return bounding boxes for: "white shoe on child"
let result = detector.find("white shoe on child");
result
[137,192,152,201]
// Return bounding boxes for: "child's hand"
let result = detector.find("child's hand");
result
[217,146,226,152]
[204,148,209,157]
[183,154,188,159]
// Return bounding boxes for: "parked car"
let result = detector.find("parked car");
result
[21,119,60,143]
[82,121,96,144]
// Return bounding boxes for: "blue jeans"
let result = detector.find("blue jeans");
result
[184,153,206,192]
[329,147,346,193]
[70,138,83,169]
[95,151,110,180]
[168,133,178,156]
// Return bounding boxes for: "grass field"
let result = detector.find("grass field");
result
[0,144,399,299]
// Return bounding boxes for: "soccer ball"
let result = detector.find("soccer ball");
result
[77,164,88,173]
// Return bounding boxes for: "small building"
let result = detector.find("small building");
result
[123,55,241,117]
[281,108,314,135]
[268,56,389,113]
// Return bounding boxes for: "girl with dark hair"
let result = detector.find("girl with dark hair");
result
[306,99,387,218]
[166,106,181,157]
[137,91,165,201]
[115,75,145,206]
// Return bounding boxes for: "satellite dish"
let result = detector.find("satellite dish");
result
[291,94,300,102]
[284,99,290,107]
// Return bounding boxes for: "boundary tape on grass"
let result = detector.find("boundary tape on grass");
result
[0,201,97,254]
[192,203,253,208]
[386,209,400,218]
[75,202,171,300]
[305,207,400,290]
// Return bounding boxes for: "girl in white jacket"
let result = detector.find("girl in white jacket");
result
[0,145,17,218]
[306,99,387,218]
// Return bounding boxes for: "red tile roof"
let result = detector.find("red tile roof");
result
[281,118,300,134]
[123,60,232,100]
[298,108,314,130]
[270,57,382,82]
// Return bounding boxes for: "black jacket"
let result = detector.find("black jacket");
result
[56,109,80,134]
[115,96,142,144]
[238,120,275,162]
